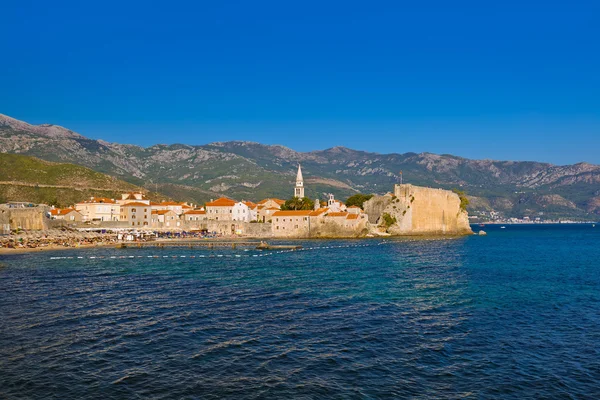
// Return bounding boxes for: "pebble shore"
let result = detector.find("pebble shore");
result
[0,230,119,252]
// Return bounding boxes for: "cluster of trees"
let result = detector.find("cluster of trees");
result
[345,193,373,209]
[280,197,315,210]
[280,193,376,211]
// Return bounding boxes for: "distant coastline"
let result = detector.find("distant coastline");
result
[475,221,597,225]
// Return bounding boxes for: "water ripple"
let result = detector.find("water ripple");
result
[1,228,600,398]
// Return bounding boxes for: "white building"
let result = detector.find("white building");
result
[327,194,346,212]
[232,201,251,222]
[75,197,120,221]
[231,201,258,222]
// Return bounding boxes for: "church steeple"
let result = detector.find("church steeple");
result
[294,164,304,198]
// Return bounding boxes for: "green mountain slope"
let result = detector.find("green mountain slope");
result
[1,113,599,219]
[0,153,147,207]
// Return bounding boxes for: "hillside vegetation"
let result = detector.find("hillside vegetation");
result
[0,153,147,207]
[2,113,600,219]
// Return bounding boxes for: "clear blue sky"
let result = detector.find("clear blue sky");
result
[1,0,599,164]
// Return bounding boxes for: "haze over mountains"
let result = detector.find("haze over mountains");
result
[1,113,599,220]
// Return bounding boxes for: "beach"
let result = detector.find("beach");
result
[0,229,120,254]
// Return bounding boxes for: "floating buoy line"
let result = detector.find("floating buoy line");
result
[47,242,390,261]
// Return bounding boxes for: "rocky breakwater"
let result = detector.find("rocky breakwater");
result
[0,229,119,251]
[364,184,472,236]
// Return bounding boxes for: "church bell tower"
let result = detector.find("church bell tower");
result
[294,164,304,198]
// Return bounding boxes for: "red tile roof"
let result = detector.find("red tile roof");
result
[258,198,285,205]
[272,210,312,217]
[206,197,236,207]
[184,210,206,215]
[327,212,349,217]
[346,214,359,220]
[50,208,79,216]
[309,208,328,216]
[121,202,150,207]
[152,210,174,215]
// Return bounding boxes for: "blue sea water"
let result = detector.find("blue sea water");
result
[1,225,599,399]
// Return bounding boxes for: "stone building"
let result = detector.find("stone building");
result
[151,209,179,228]
[271,210,313,237]
[256,198,284,222]
[120,202,151,227]
[151,201,192,216]
[182,209,207,222]
[271,208,368,238]
[205,197,236,221]
[50,208,83,222]
[75,197,120,221]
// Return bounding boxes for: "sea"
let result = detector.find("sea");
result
[1,224,599,399]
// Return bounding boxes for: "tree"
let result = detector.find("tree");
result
[452,189,470,211]
[281,197,315,210]
[345,193,374,209]
[381,213,397,228]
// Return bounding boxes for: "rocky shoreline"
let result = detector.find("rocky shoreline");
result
[0,230,120,253]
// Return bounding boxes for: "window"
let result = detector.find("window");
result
[144,209,147,212]
[132,215,136,219]
[132,208,136,212]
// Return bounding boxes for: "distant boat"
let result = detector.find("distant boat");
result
[500,226,506,229]
[593,224,596,228]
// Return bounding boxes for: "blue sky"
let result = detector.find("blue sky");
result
[1,0,599,164]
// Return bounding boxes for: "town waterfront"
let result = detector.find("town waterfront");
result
[1,224,599,398]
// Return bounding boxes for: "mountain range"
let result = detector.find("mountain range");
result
[1,113,599,220]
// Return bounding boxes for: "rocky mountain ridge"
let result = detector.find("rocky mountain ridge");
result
[1,113,599,219]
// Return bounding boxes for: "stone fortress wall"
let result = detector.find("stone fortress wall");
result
[0,205,49,231]
[364,184,472,235]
